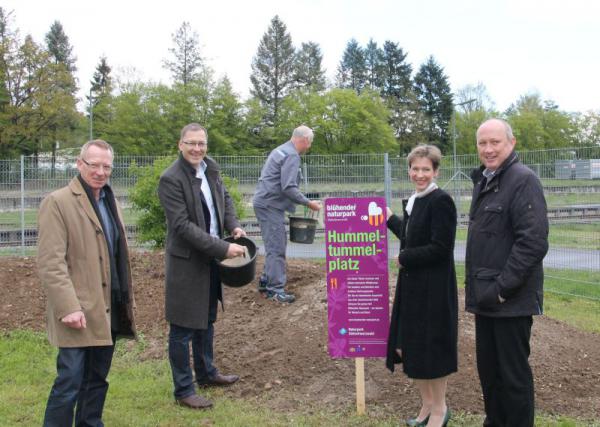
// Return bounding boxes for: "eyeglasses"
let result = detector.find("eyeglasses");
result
[80,158,113,173]
[181,140,208,148]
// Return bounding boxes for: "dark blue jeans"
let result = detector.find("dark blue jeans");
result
[43,344,115,427]
[169,265,220,399]
[168,322,218,399]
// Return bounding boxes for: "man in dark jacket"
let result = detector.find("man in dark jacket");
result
[158,123,247,410]
[465,118,549,427]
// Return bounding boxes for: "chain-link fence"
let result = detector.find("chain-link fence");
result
[1,147,599,300]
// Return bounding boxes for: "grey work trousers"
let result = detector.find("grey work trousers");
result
[254,205,287,292]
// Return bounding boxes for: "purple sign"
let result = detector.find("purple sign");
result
[325,197,389,358]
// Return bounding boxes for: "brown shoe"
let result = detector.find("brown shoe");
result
[198,373,240,387]
[176,394,213,409]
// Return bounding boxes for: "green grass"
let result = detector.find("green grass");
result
[454,224,600,250]
[0,208,141,228]
[453,264,600,334]
[0,330,596,426]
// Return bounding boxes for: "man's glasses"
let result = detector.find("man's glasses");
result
[181,140,207,148]
[80,158,113,173]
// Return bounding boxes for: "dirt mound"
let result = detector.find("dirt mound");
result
[1,252,599,420]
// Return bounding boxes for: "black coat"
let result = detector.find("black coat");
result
[386,188,458,379]
[465,151,549,317]
[158,155,241,330]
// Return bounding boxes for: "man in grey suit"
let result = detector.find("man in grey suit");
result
[253,125,321,303]
[158,123,247,410]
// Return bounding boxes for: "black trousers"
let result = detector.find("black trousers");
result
[475,315,534,427]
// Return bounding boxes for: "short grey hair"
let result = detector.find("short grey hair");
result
[180,123,208,141]
[292,125,314,142]
[407,144,442,170]
[79,139,114,159]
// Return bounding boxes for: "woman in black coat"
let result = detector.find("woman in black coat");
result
[386,144,458,427]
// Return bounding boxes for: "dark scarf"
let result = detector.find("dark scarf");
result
[77,175,130,305]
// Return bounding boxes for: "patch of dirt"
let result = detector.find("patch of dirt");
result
[1,253,599,420]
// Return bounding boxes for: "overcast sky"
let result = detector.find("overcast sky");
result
[3,0,599,113]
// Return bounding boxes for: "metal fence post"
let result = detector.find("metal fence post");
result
[302,162,308,193]
[384,153,391,207]
[20,155,25,255]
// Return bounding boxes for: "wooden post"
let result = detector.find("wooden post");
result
[355,357,366,415]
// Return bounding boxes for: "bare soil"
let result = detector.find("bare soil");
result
[1,253,599,421]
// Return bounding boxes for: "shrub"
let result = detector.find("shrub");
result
[129,156,245,248]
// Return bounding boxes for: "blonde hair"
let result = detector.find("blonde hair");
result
[407,144,442,170]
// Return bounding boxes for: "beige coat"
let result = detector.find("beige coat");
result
[37,177,136,347]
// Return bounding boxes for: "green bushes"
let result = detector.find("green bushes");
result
[129,156,245,248]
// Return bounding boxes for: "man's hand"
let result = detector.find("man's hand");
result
[61,310,86,329]
[226,243,247,258]
[307,200,321,211]
[231,227,246,239]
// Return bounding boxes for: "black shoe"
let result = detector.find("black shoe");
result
[442,408,451,427]
[257,278,267,293]
[406,414,429,426]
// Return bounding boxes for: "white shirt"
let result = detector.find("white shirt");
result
[196,161,218,237]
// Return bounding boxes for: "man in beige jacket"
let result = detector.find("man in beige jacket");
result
[38,140,136,426]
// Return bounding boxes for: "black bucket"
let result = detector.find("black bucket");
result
[289,216,318,244]
[216,236,257,287]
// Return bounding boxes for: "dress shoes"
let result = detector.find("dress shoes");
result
[198,373,240,387]
[176,394,213,409]
[442,408,451,427]
[406,414,429,426]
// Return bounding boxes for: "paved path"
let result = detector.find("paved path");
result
[266,240,600,272]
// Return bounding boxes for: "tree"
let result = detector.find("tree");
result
[250,15,295,127]
[0,25,79,158]
[276,88,396,154]
[206,76,249,154]
[43,21,79,166]
[163,21,206,86]
[574,111,600,147]
[45,21,76,73]
[335,39,366,93]
[506,93,577,150]
[413,56,454,151]
[364,39,383,91]
[293,41,326,91]
[379,41,415,144]
[91,56,112,98]
[88,56,113,138]
[380,41,412,100]
[455,82,495,113]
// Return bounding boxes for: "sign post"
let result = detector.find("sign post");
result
[325,197,389,415]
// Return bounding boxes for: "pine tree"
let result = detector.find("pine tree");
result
[45,21,76,72]
[381,41,412,100]
[91,56,112,96]
[380,41,415,143]
[163,21,205,86]
[364,39,383,91]
[250,15,295,127]
[335,39,366,93]
[413,56,454,151]
[88,56,113,138]
[44,20,77,95]
[293,41,326,91]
